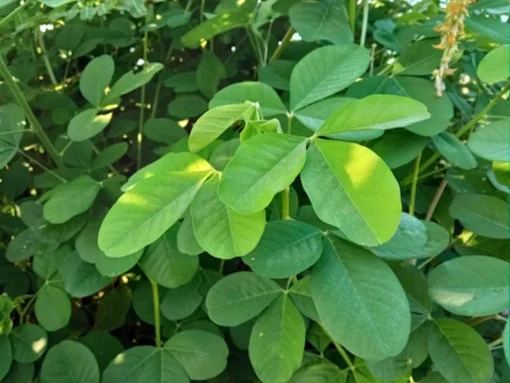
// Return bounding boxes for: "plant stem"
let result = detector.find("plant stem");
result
[36,30,58,87]
[269,26,295,64]
[488,337,503,349]
[19,291,39,323]
[17,149,67,183]
[137,28,149,170]
[349,0,356,35]
[0,129,30,136]
[360,0,370,47]
[218,259,225,274]
[467,315,496,327]
[151,42,174,119]
[425,179,448,221]
[409,153,422,216]
[0,56,66,169]
[320,324,355,371]
[369,44,376,76]
[149,278,162,347]
[0,0,31,31]
[282,188,290,220]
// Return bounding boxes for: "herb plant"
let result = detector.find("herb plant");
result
[0,0,509,382]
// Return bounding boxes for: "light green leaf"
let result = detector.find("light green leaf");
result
[40,340,100,383]
[449,194,509,239]
[10,324,47,363]
[104,63,163,102]
[205,272,282,326]
[373,130,429,169]
[428,255,509,316]
[468,119,510,162]
[209,81,287,117]
[164,330,229,380]
[249,294,306,383]
[209,138,240,170]
[0,104,25,168]
[477,45,509,84]
[103,346,189,383]
[219,133,307,214]
[35,285,71,332]
[317,95,430,136]
[196,50,226,99]
[244,220,323,278]
[92,142,128,169]
[312,237,410,360]
[99,170,211,257]
[301,139,401,246]
[428,318,494,383]
[67,109,113,142]
[188,102,256,152]
[191,174,265,259]
[139,226,199,288]
[43,175,100,224]
[0,335,12,381]
[290,44,370,111]
[294,98,354,131]
[432,132,477,170]
[289,0,352,45]
[160,275,202,321]
[79,55,114,106]
[168,95,208,118]
[176,213,203,256]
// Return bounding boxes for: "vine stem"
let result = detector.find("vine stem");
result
[425,178,448,221]
[269,27,295,64]
[149,278,162,347]
[0,0,31,30]
[137,27,150,170]
[36,30,58,86]
[360,0,370,47]
[0,56,66,169]
[409,153,422,216]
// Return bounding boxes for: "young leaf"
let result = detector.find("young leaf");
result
[289,44,370,111]
[35,285,71,332]
[191,174,265,259]
[244,220,323,279]
[219,133,307,214]
[467,119,510,162]
[428,318,493,383]
[432,132,477,170]
[205,272,282,326]
[449,194,509,239]
[317,95,430,136]
[164,330,229,380]
[79,55,114,106]
[477,45,509,84]
[0,104,25,168]
[301,139,401,247]
[67,109,113,142]
[188,102,256,152]
[40,341,100,383]
[428,255,509,316]
[98,170,212,257]
[312,237,411,361]
[43,175,101,224]
[249,294,306,383]
[103,63,163,102]
[10,324,47,363]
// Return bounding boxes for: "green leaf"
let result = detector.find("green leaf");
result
[43,175,100,224]
[312,237,410,360]
[132,281,158,324]
[95,249,143,277]
[164,330,229,380]
[143,118,186,144]
[191,174,265,259]
[289,276,320,322]
[92,142,128,169]
[301,139,401,246]
[95,285,132,332]
[0,335,12,381]
[79,55,114,106]
[0,104,25,168]
[289,0,352,45]
[196,51,226,99]
[432,132,477,170]
[244,220,323,278]
[205,272,282,326]
[249,294,306,383]
[176,213,203,256]
[209,81,287,117]
[259,60,295,91]
[1,361,34,383]
[466,16,509,44]
[468,119,510,162]
[103,346,189,383]
[428,255,509,316]
[10,324,47,363]
[290,44,370,111]
[40,340,100,383]
[61,252,112,298]
[290,361,347,383]
[317,95,430,136]
[373,130,429,169]
[428,318,494,383]
[67,109,113,142]
[6,229,45,262]
[477,45,509,84]
[160,275,202,321]
[181,11,250,48]
[99,170,211,257]
[33,245,69,280]
[79,331,124,372]
[168,95,208,118]
[504,322,509,366]
[449,194,509,239]
[219,133,307,214]
[35,285,71,332]
[188,102,256,152]
[104,63,163,102]
[164,72,198,93]
[139,226,199,288]
[394,39,442,76]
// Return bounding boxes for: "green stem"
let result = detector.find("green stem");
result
[36,30,58,87]
[149,278,162,347]
[488,337,503,349]
[19,291,39,323]
[17,149,67,183]
[137,29,149,170]
[0,56,66,169]
[0,129,30,136]
[409,153,422,216]
[0,0,31,30]
[360,0,370,47]
[349,0,356,35]
[281,188,290,220]
[269,26,295,64]
[322,325,355,371]
[425,178,448,221]
[151,42,174,119]
[218,259,225,274]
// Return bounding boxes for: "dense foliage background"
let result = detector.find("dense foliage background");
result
[0,0,509,382]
